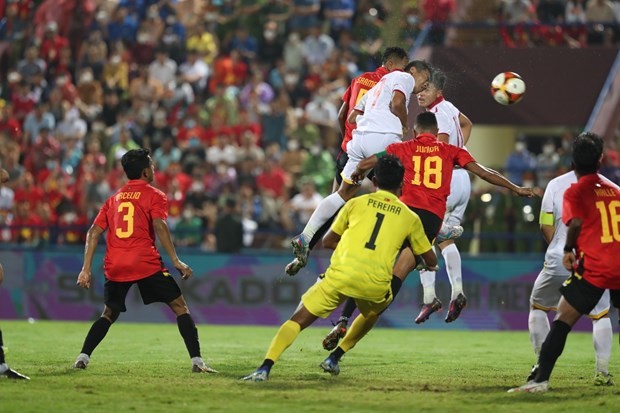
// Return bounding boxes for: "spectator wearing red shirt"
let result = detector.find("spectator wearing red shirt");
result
[72,149,215,373]
[39,21,69,67]
[11,80,36,123]
[10,199,43,244]
[510,132,620,393]
[421,0,456,45]
[256,158,289,200]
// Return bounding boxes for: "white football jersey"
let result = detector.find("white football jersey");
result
[427,97,464,148]
[354,70,415,136]
[540,171,618,274]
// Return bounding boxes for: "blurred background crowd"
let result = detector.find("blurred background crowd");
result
[0,0,619,254]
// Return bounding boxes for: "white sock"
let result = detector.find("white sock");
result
[442,243,463,300]
[592,317,612,374]
[528,309,549,357]
[0,363,7,373]
[301,193,346,242]
[420,270,436,304]
[192,356,205,366]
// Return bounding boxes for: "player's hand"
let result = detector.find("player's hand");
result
[515,187,537,198]
[562,251,576,271]
[0,169,9,183]
[350,168,365,185]
[174,259,193,280]
[76,270,92,289]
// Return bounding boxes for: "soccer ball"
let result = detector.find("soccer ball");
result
[491,72,526,105]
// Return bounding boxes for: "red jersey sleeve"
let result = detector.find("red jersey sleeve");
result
[151,190,169,220]
[385,142,404,157]
[454,147,476,167]
[341,85,351,104]
[93,199,110,230]
[562,185,582,225]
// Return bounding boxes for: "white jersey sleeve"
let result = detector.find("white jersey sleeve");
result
[434,110,454,138]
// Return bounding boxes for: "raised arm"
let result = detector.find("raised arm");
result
[153,218,193,279]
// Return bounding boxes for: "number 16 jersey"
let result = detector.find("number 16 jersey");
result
[386,133,475,219]
[94,179,168,282]
[326,189,432,301]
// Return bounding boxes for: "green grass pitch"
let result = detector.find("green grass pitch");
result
[1,320,619,413]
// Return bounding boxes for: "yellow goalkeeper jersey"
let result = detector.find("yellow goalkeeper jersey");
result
[324,189,432,301]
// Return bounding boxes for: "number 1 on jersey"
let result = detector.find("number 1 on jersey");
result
[365,212,385,250]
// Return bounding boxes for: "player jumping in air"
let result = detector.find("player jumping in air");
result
[243,155,438,381]
[284,47,410,276]
[72,149,216,373]
[319,113,535,364]
[286,60,433,275]
[509,132,620,393]
[414,69,474,323]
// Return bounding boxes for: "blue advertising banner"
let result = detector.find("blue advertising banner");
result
[0,249,607,331]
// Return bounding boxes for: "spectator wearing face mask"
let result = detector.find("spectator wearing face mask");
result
[537,140,560,187]
[505,138,537,185]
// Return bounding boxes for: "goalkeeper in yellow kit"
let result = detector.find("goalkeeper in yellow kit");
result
[243,155,438,381]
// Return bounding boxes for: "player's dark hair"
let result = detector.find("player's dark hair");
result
[414,112,438,132]
[404,60,432,75]
[374,154,404,191]
[381,47,408,65]
[430,69,447,91]
[572,132,603,175]
[121,148,151,179]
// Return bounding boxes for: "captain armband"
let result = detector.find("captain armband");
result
[539,211,554,226]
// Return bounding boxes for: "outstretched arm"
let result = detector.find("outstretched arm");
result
[390,91,409,133]
[154,218,193,279]
[464,161,535,197]
[76,224,105,289]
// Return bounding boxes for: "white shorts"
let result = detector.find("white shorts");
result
[442,169,471,227]
[530,266,610,319]
[342,130,401,184]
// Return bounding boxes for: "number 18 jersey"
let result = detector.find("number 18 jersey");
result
[386,133,475,219]
[325,190,432,301]
[94,179,168,282]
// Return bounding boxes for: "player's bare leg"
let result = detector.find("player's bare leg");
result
[168,295,216,373]
[74,305,120,369]
[244,305,318,382]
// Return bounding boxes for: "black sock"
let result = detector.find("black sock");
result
[259,359,274,372]
[391,276,403,298]
[0,329,5,364]
[535,320,572,382]
[329,346,346,362]
[339,298,357,323]
[80,317,112,356]
[177,313,201,358]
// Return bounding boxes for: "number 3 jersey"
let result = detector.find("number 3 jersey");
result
[563,174,620,289]
[94,179,168,282]
[385,133,475,219]
[326,189,432,301]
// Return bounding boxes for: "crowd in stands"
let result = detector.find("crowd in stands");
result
[0,0,618,254]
